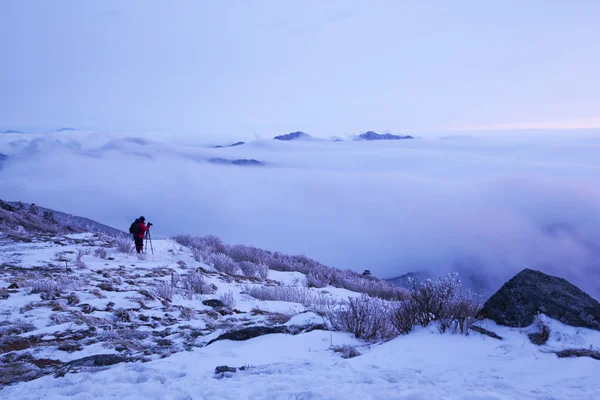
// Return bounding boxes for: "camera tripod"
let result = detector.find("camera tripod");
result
[145,229,154,255]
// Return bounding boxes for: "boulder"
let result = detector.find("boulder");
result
[207,326,288,345]
[480,269,600,330]
[202,299,225,308]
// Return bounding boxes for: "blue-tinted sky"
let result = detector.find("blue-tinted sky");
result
[1,0,599,138]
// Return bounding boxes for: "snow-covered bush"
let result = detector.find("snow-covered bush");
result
[206,253,239,275]
[328,294,393,341]
[244,285,337,312]
[153,281,173,301]
[94,247,108,259]
[239,261,269,280]
[435,292,482,334]
[115,237,133,254]
[174,234,226,261]
[389,273,482,336]
[181,271,215,298]
[228,244,267,264]
[219,290,236,310]
[172,234,410,300]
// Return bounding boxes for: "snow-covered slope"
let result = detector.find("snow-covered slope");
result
[1,231,599,398]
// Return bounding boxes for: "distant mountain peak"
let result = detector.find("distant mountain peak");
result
[215,141,245,148]
[273,131,311,141]
[56,127,76,132]
[357,131,414,141]
[209,158,264,166]
[2,129,24,134]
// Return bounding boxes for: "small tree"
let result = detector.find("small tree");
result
[362,270,372,277]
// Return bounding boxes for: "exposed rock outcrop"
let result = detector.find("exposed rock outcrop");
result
[479,269,600,330]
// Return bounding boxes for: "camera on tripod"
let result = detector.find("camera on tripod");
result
[147,222,153,227]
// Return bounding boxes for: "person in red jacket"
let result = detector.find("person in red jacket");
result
[134,216,151,254]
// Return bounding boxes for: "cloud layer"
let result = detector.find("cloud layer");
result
[1,130,600,297]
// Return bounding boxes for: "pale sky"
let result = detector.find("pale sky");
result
[1,0,599,138]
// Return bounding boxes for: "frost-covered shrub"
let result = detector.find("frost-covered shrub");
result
[182,271,215,298]
[410,273,462,326]
[219,290,236,310]
[228,245,267,264]
[390,273,482,336]
[174,234,410,300]
[435,292,482,334]
[244,285,337,312]
[174,234,226,261]
[206,253,239,275]
[153,281,173,301]
[94,247,108,259]
[56,274,85,291]
[115,237,133,254]
[328,294,393,341]
[238,261,269,280]
[331,344,361,359]
[306,269,332,288]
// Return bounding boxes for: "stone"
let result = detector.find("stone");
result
[479,269,600,330]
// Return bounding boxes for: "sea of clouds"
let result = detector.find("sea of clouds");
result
[1,129,599,297]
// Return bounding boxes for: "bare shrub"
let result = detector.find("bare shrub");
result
[182,271,215,298]
[206,253,239,275]
[75,249,87,262]
[331,344,361,359]
[94,247,108,259]
[153,281,174,301]
[219,290,236,310]
[115,237,133,254]
[390,299,420,335]
[328,294,393,341]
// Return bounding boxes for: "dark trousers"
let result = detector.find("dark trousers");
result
[134,237,144,253]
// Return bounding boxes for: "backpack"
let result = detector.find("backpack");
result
[129,219,139,235]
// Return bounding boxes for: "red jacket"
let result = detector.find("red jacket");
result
[136,222,149,239]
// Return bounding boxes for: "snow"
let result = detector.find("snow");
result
[2,323,600,400]
[1,233,600,399]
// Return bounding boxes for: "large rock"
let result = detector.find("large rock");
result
[480,269,600,330]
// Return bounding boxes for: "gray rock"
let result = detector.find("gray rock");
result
[202,299,225,308]
[55,354,127,377]
[479,269,600,330]
[215,365,237,374]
